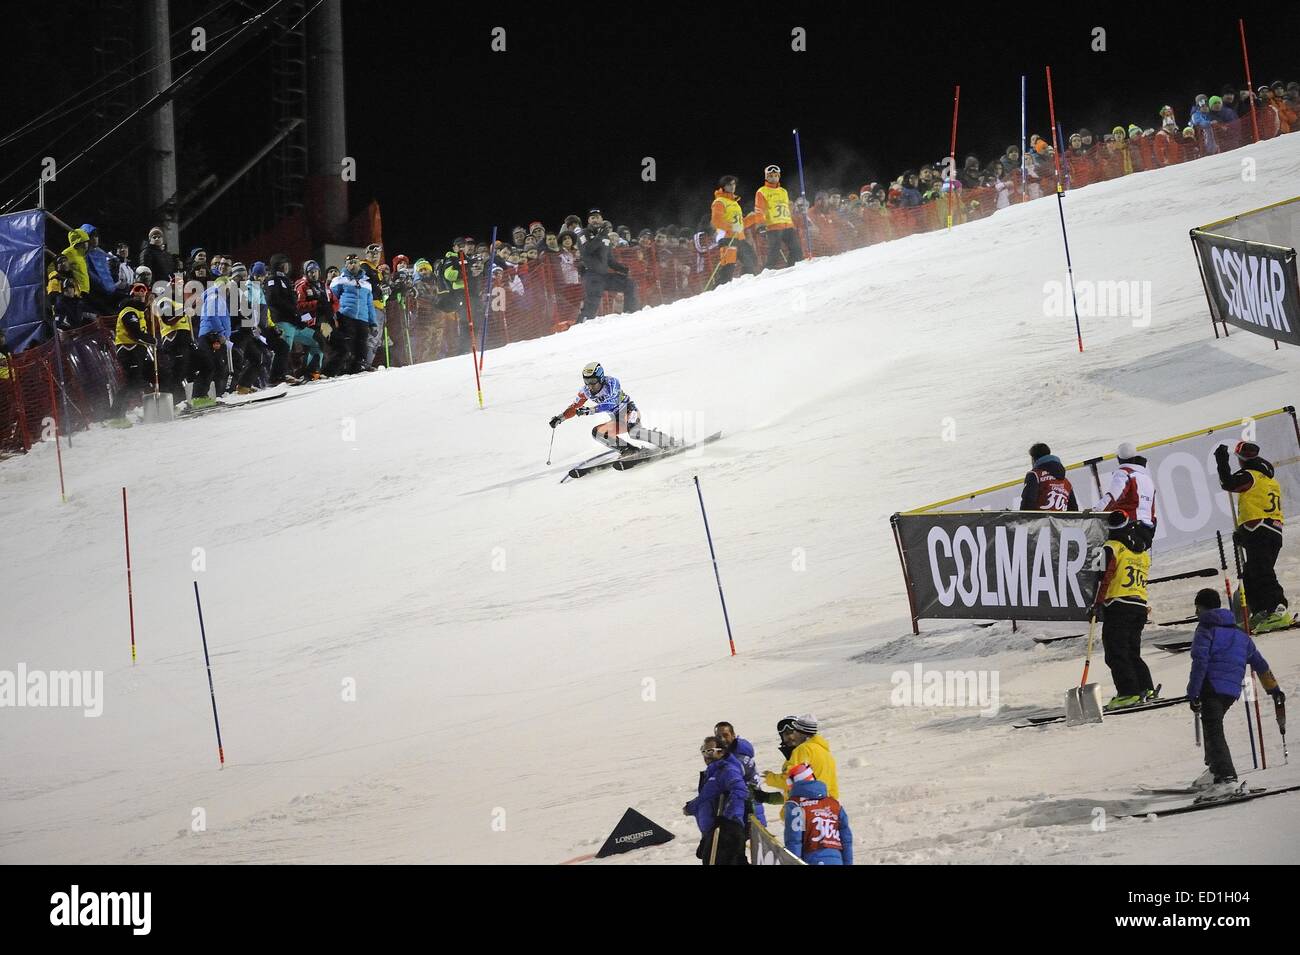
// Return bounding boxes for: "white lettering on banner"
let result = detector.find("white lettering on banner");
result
[1209,245,1291,333]
[925,523,1091,610]
[976,527,999,605]
[995,525,1029,606]
[1156,453,1212,534]
[928,527,956,606]
[953,527,979,605]
[1030,527,1057,606]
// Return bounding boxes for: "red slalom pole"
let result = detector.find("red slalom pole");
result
[45,367,66,502]
[1240,20,1260,143]
[946,84,960,230]
[123,487,137,665]
[458,250,484,408]
[1046,66,1084,353]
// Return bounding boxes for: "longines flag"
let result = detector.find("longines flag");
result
[594,808,674,858]
[1191,227,1300,347]
[894,511,1109,622]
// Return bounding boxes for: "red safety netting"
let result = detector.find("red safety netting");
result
[2,105,1294,453]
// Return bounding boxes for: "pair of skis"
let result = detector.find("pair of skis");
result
[560,432,722,483]
[1012,692,1188,729]
[1119,782,1300,818]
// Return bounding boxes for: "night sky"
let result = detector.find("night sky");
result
[6,3,1300,257]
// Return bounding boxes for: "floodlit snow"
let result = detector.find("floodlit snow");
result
[2,135,1299,864]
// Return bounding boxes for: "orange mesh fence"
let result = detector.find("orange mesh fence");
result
[1,107,1293,454]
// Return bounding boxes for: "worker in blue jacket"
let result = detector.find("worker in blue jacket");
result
[683,736,748,865]
[1187,588,1285,791]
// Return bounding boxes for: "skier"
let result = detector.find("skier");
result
[714,721,766,826]
[782,764,853,865]
[548,362,677,454]
[1215,440,1290,632]
[1020,442,1079,511]
[1096,441,1157,549]
[683,736,749,865]
[1187,588,1285,794]
[1091,510,1156,710]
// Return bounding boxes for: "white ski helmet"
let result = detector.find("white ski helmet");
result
[764,164,781,178]
[582,361,605,392]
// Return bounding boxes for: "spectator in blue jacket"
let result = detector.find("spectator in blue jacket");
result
[683,736,748,865]
[199,260,235,396]
[80,223,118,310]
[1187,589,1285,789]
[329,253,377,374]
[1189,94,1219,154]
[714,721,766,826]
[783,763,854,865]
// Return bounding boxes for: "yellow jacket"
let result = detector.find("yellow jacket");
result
[763,734,839,810]
[62,229,91,295]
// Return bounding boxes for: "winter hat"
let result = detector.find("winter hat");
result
[414,258,433,274]
[189,246,206,259]
[229,261,248,277]
[1127,124,1142,137]
[1195,588,1222,610]
[250,261,267,278]
[787,763,816,785]
[792,714,819,736]
[303,259,321,274]
[1116,441,1138,461]
[1208,95,1223,109]
[392,254,410,270]
[1234,441,1260,460]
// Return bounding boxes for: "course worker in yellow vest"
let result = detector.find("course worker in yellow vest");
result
[1091,510,1156,710]
[1216,440,1290,631]
[709,174,760,286]
[753,164,803,269]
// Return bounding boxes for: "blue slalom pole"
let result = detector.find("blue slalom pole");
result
[193,581,226,767]
[1020,75,1027,202]
[693,475,736,656]
[477,225,496,370]
[1057,122,1071,188]
[793,127,814,256]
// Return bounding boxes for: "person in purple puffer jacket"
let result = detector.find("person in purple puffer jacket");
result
[714,721,766,827]
[683,736,749,865]
[1187,588,1285,791]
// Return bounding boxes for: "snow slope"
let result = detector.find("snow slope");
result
[3,135,1299,865]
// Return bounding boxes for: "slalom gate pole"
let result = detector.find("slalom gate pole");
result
[1217,530,1234,609]
[1244,673,1259,769]
[793,127,814,258]
[946,85,960,230]
[401,295,414,366]
[1045,66,1084,353]
[478,226,497,371]
[44,368,66,502]
[193,581,225,768]
[1020,75,1027,203]
[458,250,484,409]
[1251,669,1267,769]
[123,487,137,665]
[1240,20,1260,144]
[693,475,736,656]
[50,320,71,447]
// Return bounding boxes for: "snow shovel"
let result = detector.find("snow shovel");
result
[1065,614,1104,725]
[140,344,174,424]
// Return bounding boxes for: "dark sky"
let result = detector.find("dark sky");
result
[5,3,1299,257]
[345,5,1300,253]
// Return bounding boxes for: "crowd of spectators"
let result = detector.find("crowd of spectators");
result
[15,77,1297,417]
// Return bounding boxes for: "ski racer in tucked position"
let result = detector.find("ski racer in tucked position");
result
[549,362,678,454]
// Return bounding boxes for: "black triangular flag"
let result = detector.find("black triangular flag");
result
[595,808,675,858]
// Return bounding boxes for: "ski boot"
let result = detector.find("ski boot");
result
[1103,694,1142,712]
[1253,606,1295,634]
[1140,687,1160,703]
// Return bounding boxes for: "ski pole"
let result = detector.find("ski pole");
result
[1251,668,1267,769]
[694,475,736,656]
[1194,710,1202,748]
[193,580,226,768]
[546,425,556,466]
[1276,697,1288,763]
[1243,673,1259,770]
[123,487,136,665]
